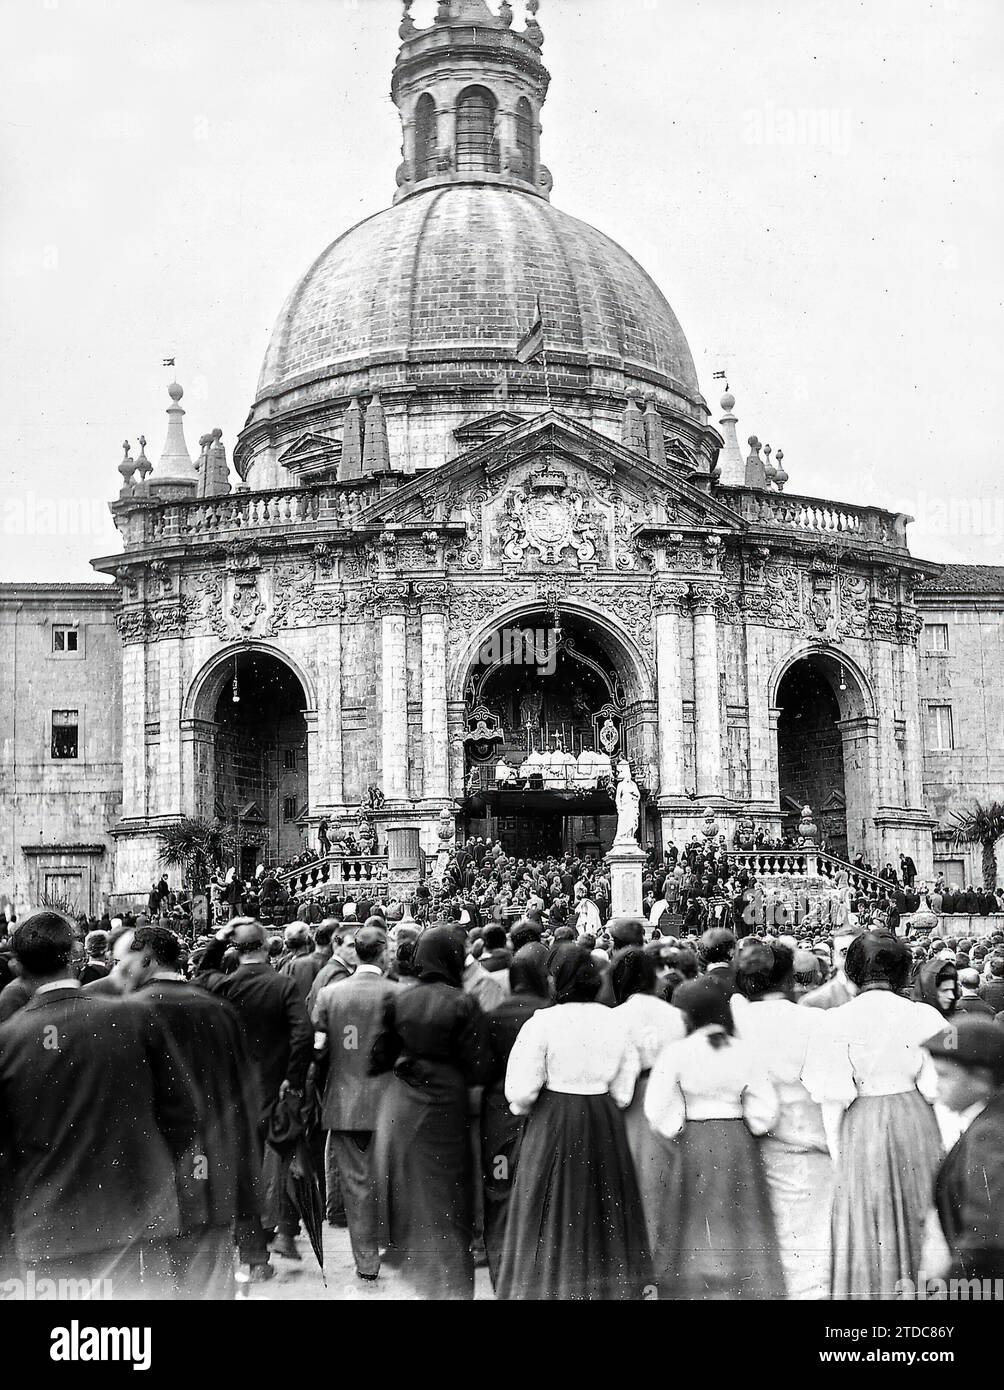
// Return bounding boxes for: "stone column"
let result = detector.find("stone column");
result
[873,641,902,807]
[746,624,778,805]
[379,585,410,804]
[653,582,687,799]
[315,597,345,808]
[691,586,724,799]
[120,636,147,819]
[157,636,184,817]
[447,701,467,802]
[417,584,449,802]
[899,628,925,809]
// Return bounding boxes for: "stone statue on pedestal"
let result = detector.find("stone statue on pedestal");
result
[614,760,641,846]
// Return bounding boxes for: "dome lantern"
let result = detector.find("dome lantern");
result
[391,0,552,204]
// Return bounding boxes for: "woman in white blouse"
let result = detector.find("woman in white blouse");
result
[731,941,833,1299]
[801,931,945,1299]
[496,945,652,1300]
[611,948,687,1249]
[645,975,785,1299]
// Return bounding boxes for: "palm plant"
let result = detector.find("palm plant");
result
[948,800,1004,889]
[157,817,233,894]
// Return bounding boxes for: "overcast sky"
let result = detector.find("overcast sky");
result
[2,0,1002,581]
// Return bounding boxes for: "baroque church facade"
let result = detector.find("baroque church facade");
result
[2,0,1002,915]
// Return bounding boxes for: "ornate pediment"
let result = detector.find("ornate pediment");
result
[278,431,342,478]
[353,413,745,573]
[453,410,525,445]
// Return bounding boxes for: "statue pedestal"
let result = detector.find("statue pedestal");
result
[605,842,648,918]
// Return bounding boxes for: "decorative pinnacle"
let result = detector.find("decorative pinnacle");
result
[135,433,152,480]
[399,0,415,39]
[118,439,137,486]
[525,0,543,46]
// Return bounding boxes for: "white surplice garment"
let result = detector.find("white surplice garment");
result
[504,1003,639,1114]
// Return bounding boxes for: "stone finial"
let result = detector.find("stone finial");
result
[774,448,788,491]
[716,384,746,486]
[643,399,667,470]
[195,434,211,497]
[621,396,646,454]
[363,393,391,475]
[135,434,152,481]
[436,0,451,21]
[338,396,363,482]
[499,0,513,26]
[156,380,197,481]
[399,0,416,39]
[205,427,232,497]
[525,0,543,46]
[118,439,137,489]
[763,442,777,485]
[744,434,767,490]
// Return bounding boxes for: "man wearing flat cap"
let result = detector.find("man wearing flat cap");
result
[924,1017,1004,1281]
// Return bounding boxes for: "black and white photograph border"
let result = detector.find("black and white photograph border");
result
[1,0,1003,1348]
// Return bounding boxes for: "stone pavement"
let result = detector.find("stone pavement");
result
[237,1226,495,1302]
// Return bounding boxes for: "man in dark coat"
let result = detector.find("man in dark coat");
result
[207,919,312,1272]
[311,924,398,1280]
[119,923,262,1298]
[0,912,197,1295]
[925,1019,1004,1281]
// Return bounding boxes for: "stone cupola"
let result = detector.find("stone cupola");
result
[391,0,552,204]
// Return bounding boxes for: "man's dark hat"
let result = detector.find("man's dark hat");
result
[925,1017,1004,1079]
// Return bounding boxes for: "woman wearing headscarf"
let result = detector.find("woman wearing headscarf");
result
[480,943,551,1287]
[370,926,486,1299]
[801,931,946,1298]
[611,948,686,1250]
[644,976,784,1299]
[497,944,651,1300]
[730,942,833,1299]
[913,958,959,1016]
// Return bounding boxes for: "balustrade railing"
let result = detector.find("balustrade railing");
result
[277,853,388,897]
[728,487,909,550]
[729,849,890,894]
[144,483,380,544]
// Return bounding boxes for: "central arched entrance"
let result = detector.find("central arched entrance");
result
[458,610,647,859]
[189,648,311,875]
[777,661,847,856]
[774,648,875,862]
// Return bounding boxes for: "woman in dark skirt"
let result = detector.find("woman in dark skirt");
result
[497,945,652,1301]
[644,976,785,1300]
[480,944,551,1288]
[370,927,485,1300]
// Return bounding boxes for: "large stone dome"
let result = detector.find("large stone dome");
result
[235,8,717,487]
[236,185,709,485]
[254,184,700,410]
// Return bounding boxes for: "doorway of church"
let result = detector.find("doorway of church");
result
[211,652,309,868]
[776,659,849,859]
[511,813,565,859]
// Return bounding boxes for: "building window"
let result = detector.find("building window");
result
[926,703,954,751]
[923,622,949,652]
[283,795,298,822]
[52,625,79,654]
[515,98,536,179]
[51,709,79,760]
[456,86,499,173]
[414,93,438,179]
[283,747,297,771]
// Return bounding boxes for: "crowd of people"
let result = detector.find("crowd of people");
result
[0,836,1002,1301]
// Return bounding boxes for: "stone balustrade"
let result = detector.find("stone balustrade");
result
[143,484,380,545]
[277,853,389,897]
[729,487,909,550]
[729,849,889,894]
